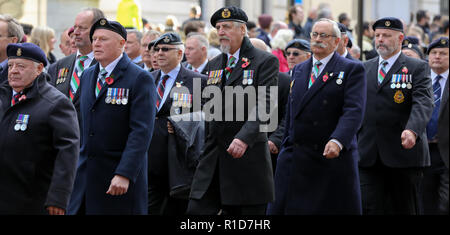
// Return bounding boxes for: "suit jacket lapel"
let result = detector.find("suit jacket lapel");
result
[439,77,449,119]
[378,53,406,91]
[159,65,187,114]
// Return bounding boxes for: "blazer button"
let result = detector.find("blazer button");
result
[91,109,95,112]
[89,133,94,137]
[323,100,328,105]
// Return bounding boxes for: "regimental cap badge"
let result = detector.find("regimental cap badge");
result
[100,19,106,26]
[16,48,22,56]
[404,40,409,45]
[294,42,300,48]
[163,36,170,43]
[222,9,231,18]
[442,39,446,45]
[385,21,391,27]
[408,43,412,48]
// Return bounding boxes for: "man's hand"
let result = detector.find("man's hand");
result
[401,130,416,149]
[227,139,248,159]
[323,141,341,159]
[106,175,130,196]
[47,206,65,215]
[167,121,174,134]
[268,141,279,154]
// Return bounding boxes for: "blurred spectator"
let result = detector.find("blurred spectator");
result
[303,7,318,40]
[0,15,24,81]
[317,7,333,20]
[142,18,151,32]
[350,44,361,60]
[430,15,442,34]
[20,23,33,37]
[257,14,273,47]
[184,32,209,75]
[30,26,57,64]
[246,21,258,38]
[288,5,306,39]
[207,28,221,60]
[182,5,202,30]
[141,30,161,71]
[402,43,424,60]
[67,27,77,55]
[357,21,378,61]
[270,29,294,73]
[443,20,449,37]
[183,20,205,37]
[416,10,431,39]
[165,15,179,33]
[125,29,143,64]
[285,39,311,73]
[265,21,288,49]
[59,27,72,56]
[338,12,353,41]
[407,25,428,49]
[337,23,353,60]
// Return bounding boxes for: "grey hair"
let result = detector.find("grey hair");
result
[186,32,209,49]
[176,44,185,54]
[127,29,143,44]
[0,15,24,42]
[143,30,161,38]
[82,7,105,25]
[233,21,248,37]
[313,18,342,39]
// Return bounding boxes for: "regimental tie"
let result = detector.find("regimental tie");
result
[309,61,322,88]
[224,56,236,80]
[11,92,22,107]
[378,60,388,85]
[69,55,88,101]
[426,75,443,140]
[156,75,170,109]
[95,68,108,98]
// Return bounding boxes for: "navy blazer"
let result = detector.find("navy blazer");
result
[68,53,156,215]
[268,52,366,214]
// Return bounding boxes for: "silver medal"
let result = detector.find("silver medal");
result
[14,124,21,131]
[391,84,396,89]
[122,98,128,105]
[336,79,343,85]
[20,124,27,131]
[401,83,406,89]
[242,79,248,85]
[396,83,401,89]
[407,83,412,89]
[105,97,111,104]
[247,79,253,85]
[116,99,122,105]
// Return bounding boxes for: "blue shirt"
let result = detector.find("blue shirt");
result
[156,64,181,111]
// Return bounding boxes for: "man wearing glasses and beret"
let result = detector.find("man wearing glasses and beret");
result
[285,39,311,76]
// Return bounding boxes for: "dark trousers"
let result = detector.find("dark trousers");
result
[359,158,424,215]
[420,143,449,215]
[148,178,188,215]
[186,164,267,215]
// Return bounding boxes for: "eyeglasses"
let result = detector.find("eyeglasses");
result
[310,32,336,39]
[286,51,306,57]
[154,47,178,52]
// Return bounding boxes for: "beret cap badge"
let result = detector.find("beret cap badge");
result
[442,39,446,45]
[100,19,106,26]
[163,36,170,43]
[16,48,22,57]
[222,9,231,18]
[385,21,391,27]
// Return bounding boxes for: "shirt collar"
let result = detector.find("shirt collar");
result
[379,50,402,66]
[312,51,335,67]
[193,59,208,72]
[227,48,240,61]
[431,69,449,83]
[99,53,123,77]
[77,50,94,60]
[161,63,181,79]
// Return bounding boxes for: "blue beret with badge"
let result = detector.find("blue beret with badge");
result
[210,6,248,27]
[7,43,48,67]
[147,39,158,50]
[402,43,424,59]
[90,18,127,42]
[403,36,420,46]
[154,32,183,47]
[285,39,311,52]
[427,37,449,54]
[372,17,403,32]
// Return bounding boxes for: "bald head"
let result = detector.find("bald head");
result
[250,38,270,52]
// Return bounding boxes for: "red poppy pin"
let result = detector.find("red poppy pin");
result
[241,57,250,68]
[105,76,114,85]
[322,73,329,82]
[18,95,26,102]
[402,67,408,74]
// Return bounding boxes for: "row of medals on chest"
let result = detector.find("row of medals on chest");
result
[390,74,413,89]
[105,88,129,105]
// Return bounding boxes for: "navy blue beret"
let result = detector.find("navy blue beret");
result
[285,39,311,52]
[210,6,248,27]
[7,43,48,66]
[427,37,449,54]
[402,43,424,59]
[372,17,403,32]
[148,39,158,50]
[403,36,420,46]
[90,18,127,42]
[337,23,348,33]
[154,32,183,46]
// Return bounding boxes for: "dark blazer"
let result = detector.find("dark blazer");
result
[257,30,272,48]
[268,72,291,149]
[358,54,433,168]
[67,53,156,215]
[0,73,79,214]
[267,52,366,215]
[345,52,355,60]
[189,37,277,205]
[147,65,206,214]
[438,78,449,168]
[47,53,97,125]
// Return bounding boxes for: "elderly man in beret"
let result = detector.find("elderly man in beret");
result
[187,6,278,215]
[421,37,449,215]
[0,43,79,214]
[358,17,433,215]
[285,39,311,76]
[67,18,156,215]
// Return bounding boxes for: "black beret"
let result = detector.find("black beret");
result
[285,39,311,52]
[427,37,449,54]
[154,32,183,46]
[402,43,424,59]
[148,39,158,50]
[210,6,248,27]
[403,36,419,46]
[90,18,127,42]
[7,43,48,67]
[372,17,403,32]
[337,23,348,33]
[347,38,353,48]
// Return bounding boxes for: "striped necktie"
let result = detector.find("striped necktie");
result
[11,92,22,106]
[378,60,388,85]
[95,68,108,98]
[225,56,236,80]
[426,75,443,140]
[309,61,322,88]
[156,75,170,109]
[69,55,88,101]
